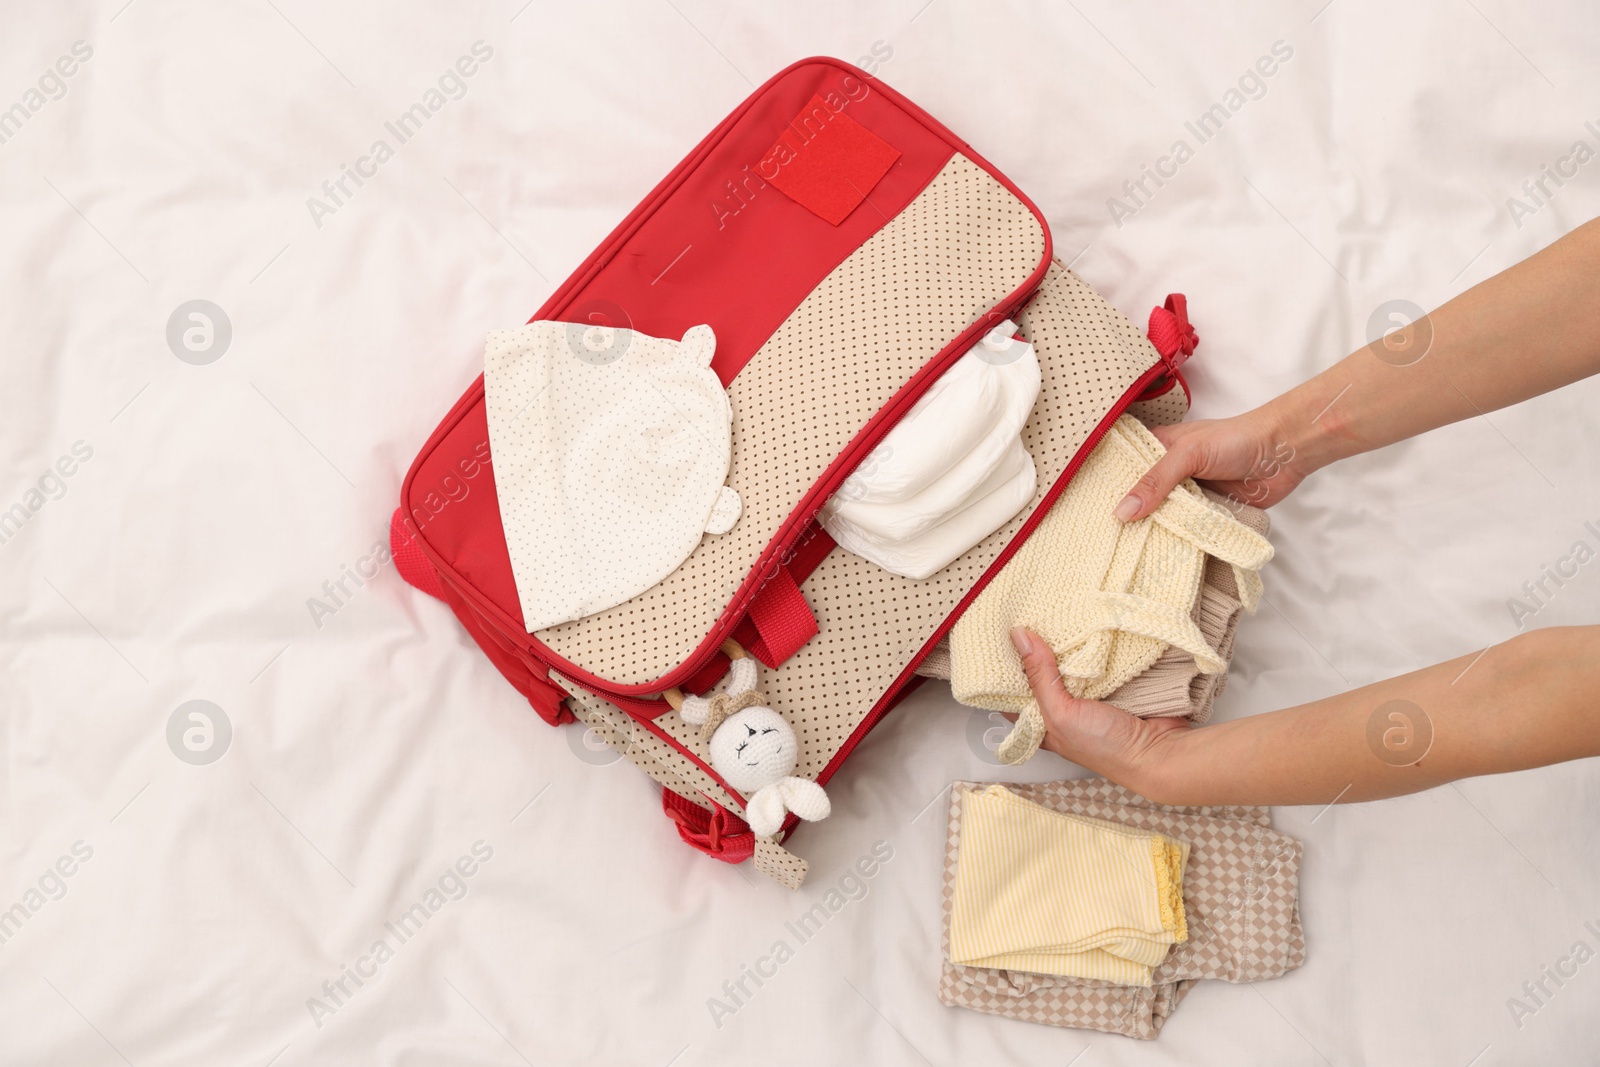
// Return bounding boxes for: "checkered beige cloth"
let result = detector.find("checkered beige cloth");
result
[939,778,1305,1040]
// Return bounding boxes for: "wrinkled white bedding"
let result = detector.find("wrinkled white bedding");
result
[3,1,1598,1064]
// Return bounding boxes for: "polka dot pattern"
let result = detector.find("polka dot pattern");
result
[752,838,809,889]
[1128,382,1190,428]
[537,155,1047,684]
[484,322,732,633]
[555,261,1178,830]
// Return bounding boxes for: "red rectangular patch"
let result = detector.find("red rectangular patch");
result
[760,94,901,225]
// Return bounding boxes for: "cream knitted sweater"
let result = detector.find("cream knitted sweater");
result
[950,416,1273,763]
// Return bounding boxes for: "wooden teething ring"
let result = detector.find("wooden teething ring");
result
[661,639,747,711]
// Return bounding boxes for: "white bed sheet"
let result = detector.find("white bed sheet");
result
[3,2,1599,1064]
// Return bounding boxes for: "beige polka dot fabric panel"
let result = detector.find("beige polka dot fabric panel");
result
[1127,381,1190,427]
[556,261,1171,821]
[537,154,1047,686]
[562,681,736,810]
[752,838,809,890]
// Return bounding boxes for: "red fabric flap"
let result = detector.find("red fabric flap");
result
[763,94,902,225]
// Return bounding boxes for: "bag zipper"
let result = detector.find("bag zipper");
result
[588,281,1047,711]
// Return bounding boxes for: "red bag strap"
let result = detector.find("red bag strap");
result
[735,524,834,669]
[1146,293,1198,370]
[662,788,754,864]
[743,563,818,668]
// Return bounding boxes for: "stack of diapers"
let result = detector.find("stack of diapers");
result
[940,779,1306,1040]
[819,321,1041,580]
[923,415,1273,763]
[917,488,1269,726]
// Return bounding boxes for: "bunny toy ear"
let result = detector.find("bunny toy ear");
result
[776,777,830,823]
[680,324,716,368]
[745,778,830,837]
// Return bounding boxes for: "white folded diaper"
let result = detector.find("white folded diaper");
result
[826,438,1038,579]
[820,321,1041,579]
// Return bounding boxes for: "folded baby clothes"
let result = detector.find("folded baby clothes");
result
[949,416,1273,763]
[1098,583,1236,720]
[819,321,1041,580]
[949,784,1189,987]
[913,495,1268,717]
[917,559,1226,720]
[484,321,743,632]
[939,779,1306,1040]
[1103,493,1271,723]
[915,494,1269,723]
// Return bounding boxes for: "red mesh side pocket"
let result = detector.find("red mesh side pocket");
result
[390,507,446,601]
[663,789,753,864]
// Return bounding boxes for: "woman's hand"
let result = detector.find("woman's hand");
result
[1113,409,1306,523]
[1009,627,1190,795]
[1113,216,1600,528]
[1011,622,1600,809]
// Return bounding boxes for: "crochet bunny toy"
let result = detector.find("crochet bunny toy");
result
[676,650,830,837]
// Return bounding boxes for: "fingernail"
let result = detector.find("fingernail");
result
[1113,494,1141,522]
[1010,626,1034,656]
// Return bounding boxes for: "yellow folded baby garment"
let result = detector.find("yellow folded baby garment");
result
[949,784,1189,987]
[950,415,1273,763]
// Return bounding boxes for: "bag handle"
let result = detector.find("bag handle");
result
[741,562,819,668]
[728,523,834,669]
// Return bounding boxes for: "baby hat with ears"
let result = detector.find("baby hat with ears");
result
[483,321,744,633]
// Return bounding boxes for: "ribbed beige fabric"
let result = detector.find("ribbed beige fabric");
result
[1104,494,1270,722]
[950,416,1274,763]
[1101,578,1238,718]
[915,640,954,682]
[950,785,1188,987]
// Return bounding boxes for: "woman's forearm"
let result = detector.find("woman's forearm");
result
[1263,217,1600,479]
[1139,625,1600,807]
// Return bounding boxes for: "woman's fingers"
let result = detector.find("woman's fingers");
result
[1113,440,1201,522]
[1011,624,1070,705]
[1008,627,1191,796]
[1115,415,1299,521]
[1009,627,1149,771]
